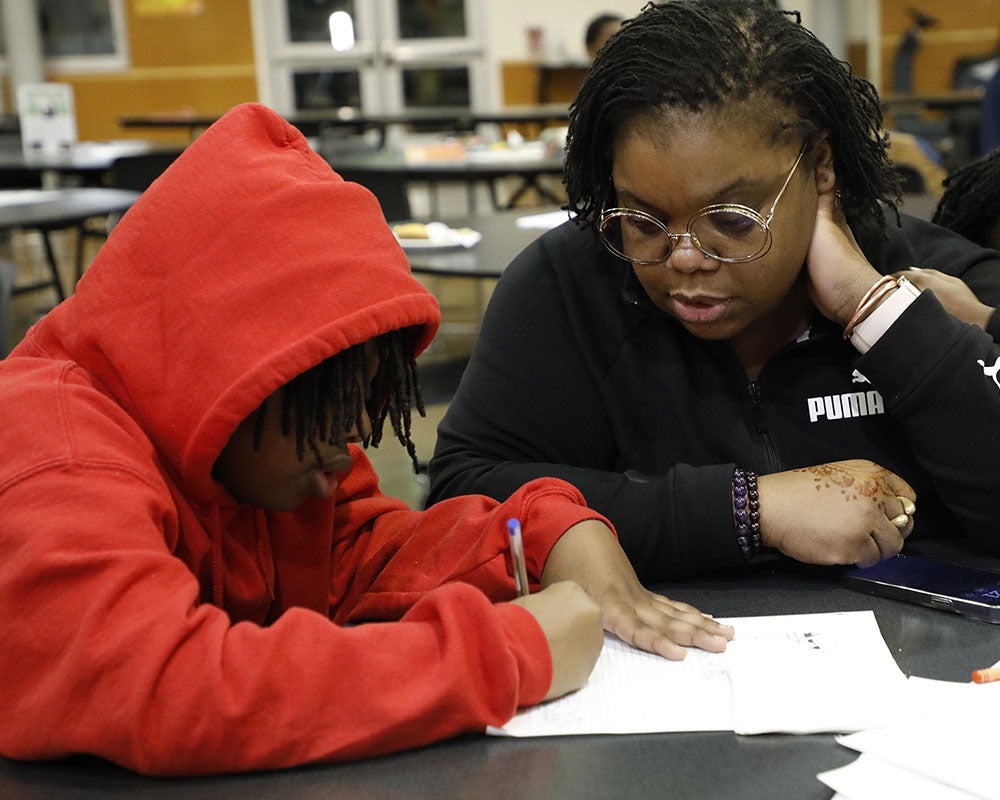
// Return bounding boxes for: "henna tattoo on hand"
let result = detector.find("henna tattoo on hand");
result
[794,463,880,502]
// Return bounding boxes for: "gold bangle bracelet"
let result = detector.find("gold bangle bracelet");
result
[843,276,900,339]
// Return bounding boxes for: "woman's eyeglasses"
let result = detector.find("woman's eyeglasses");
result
[598,146,806,265]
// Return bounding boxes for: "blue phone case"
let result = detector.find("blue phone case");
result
[846,554,1000,623]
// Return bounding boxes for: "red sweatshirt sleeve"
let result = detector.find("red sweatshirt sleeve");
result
[0,453,607,776]
[328,451,610,620]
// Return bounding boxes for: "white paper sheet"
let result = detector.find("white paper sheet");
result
[818,754,984,800]
[725,611,906,734]
[494,633,733,737]
[814,657,1000,799]
[833,691,1000,800]
[491,611,905,738]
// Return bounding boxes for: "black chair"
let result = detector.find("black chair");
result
[107,149,185,193]
[0,259,16,357]
[0,128,41,190]
[333,168,411,222]
[949,55,998,165]
[0,168,42,190]
[318,131,412,222]
[893,164,927,194]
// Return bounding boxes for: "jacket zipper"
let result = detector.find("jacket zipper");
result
[748,382,781,472]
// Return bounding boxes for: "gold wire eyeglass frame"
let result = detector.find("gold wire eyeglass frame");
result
[598,145,807,265]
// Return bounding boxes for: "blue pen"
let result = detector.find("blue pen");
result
[507,518,530,597]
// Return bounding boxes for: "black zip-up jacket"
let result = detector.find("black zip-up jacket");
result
[427,213,1000,580]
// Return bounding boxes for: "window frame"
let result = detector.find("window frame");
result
[249,0,491,117]
[0,0,129,75]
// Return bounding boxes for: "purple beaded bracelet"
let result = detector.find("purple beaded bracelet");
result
[732,467,761,560]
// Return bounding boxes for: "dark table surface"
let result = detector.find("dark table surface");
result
[400,206,566,279]
[0,188,141,230]
[881,89,984,110]
[0,140,153,180]
[0,187,142,299]
[324,145,565,182]
[1,538,996,800]
[325,146,565,213]
[120,106,571,139]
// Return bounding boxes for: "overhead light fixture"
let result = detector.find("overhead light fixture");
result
[329,11,355,52]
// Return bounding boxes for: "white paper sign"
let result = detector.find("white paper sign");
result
[17,83,78,158]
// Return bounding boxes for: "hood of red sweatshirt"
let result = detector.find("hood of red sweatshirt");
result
[23,102,440,503]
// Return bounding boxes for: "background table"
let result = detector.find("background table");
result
[0,538,995,800]
[0,188,141,299]
[399,208,564,404]
[400,206,565,279]
[120,105,571,145]
[882,89,985,113]
[326,147,566,215]
[0,140,154,188]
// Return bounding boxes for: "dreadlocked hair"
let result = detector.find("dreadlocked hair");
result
[565,0,901,234]
[252,326,426,472]
[932,148,1000,248]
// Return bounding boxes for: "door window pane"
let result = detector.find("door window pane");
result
[39,0,116,57]
[287,0,359,45]
[402,66,469,108]
[398,0,466,39]
[293,69,361,111]
[261,0,482,116]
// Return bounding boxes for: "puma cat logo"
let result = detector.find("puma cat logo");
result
[978,355,1000,390]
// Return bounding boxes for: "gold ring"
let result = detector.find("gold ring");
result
[890,513,911,529]
[896,496,916,516]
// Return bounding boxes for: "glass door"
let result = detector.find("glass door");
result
[250,0,488,117]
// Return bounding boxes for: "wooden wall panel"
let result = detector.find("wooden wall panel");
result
[882,1,1000,34]
[880,0,1000,91]
[54,70,256,144]
[128,0,254,67]
[51,0,257,141]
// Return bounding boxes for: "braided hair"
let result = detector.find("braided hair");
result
[565,0,901,234]
[932,148,1000,248]
[253,326,425,472]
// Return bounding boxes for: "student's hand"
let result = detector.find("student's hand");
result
[894,267,995,329]
[805,187,885,327]
[541,520,734,661]
[757,459,916,568]
[512,581,603,701]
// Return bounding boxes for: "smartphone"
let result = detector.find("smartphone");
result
[845,554,1000,624]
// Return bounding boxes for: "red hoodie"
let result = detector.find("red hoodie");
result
[0,103,609,775]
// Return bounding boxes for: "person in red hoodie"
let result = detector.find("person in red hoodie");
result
[0,103,731,776]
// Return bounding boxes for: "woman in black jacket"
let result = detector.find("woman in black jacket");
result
[428,0,1000,582]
